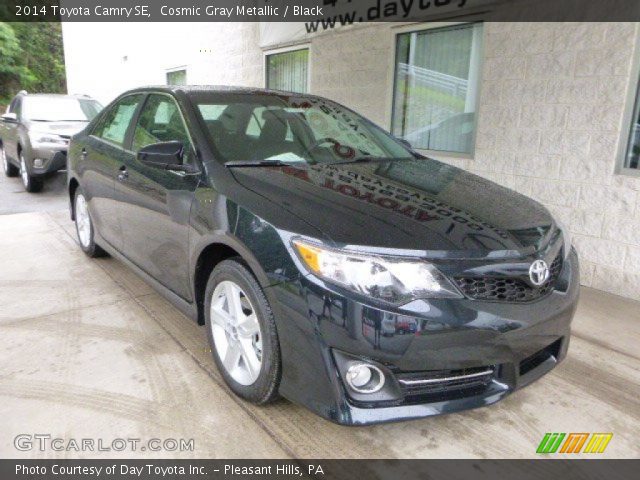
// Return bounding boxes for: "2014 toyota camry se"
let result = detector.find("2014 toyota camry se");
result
[67,86,579,425]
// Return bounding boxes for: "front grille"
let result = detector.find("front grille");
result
[453,252,563,303]
[396,366,495,403]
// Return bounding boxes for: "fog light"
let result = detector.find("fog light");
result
[33,158,44,168]
[345,362,385,394]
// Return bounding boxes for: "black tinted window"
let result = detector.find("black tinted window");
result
[92,95,143,146]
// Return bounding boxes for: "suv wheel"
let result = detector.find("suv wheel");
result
[20,152,43,193]
[205,259,281,404]
[1,144,18,177]
[73,188,106,257]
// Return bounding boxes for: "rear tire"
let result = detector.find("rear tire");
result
[73,187,107,258]
[205,259,281,404]
[20,152,43,193]
[1,144,18,177]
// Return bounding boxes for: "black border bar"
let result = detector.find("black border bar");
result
[2,0,640,22]
[2,459,639,480]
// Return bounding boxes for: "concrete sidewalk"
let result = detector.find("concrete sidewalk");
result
[1,211,639,459]
[0,172,68,215]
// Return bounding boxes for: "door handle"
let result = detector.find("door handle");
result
[117,165,128,181]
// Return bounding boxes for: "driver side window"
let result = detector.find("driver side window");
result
[132,94,192,163]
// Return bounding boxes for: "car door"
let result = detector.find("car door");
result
[81,94,144,250]
[116,93,200,299]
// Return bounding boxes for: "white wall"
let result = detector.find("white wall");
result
[63,21,640,300]
[62,23,264,104]
[469,22,640,300]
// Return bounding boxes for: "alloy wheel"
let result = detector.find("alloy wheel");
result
[20,155,29,188]
[75,193,91,248]
[210,280,263,386]
[1,146,7,173]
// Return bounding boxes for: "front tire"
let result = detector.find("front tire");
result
[205,259,281,404]
[1,144,18,177]
[20,152,43,193]
[73,187,106,258]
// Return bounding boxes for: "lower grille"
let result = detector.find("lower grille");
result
[396,366,495,402]
[453,252,563,303]
[519,338,562,376]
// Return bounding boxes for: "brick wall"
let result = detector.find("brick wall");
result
[310,25,393,126]
[190,23,264,87]
[466,23,640,299]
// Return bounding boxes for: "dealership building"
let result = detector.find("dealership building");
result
[62,21,640,300]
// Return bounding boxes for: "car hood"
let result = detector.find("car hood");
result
[26,120,89,137]
[229,158,556,257]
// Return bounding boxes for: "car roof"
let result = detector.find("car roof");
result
[18,93,97,100]
[126,85,318,98]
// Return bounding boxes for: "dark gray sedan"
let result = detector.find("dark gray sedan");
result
[66,85,579,425]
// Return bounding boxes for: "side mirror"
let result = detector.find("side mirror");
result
[137,141,184,170]
[1,113,18,123]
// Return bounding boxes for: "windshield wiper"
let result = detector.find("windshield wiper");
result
[224,159,298,168]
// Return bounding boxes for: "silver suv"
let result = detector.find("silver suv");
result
[0,91,102,192]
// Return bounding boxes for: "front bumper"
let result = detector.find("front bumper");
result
[29,146,68,175]
[268,248,579,425]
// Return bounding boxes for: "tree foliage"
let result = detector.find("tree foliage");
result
[0,22,66,104]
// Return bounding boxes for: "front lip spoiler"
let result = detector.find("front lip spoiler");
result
[336,349,566,426]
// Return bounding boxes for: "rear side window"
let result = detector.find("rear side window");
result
[92,95,143,146]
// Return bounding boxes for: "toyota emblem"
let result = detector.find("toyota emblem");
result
[529,260,550,286]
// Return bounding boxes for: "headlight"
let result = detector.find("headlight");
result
[292,239,461,305]
[29,132,67,146]
[555,219,573,258]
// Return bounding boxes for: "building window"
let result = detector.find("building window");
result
[623,74,640,171]
[266,49,309,93]
[392,23,483,155]
[166,69,187,86]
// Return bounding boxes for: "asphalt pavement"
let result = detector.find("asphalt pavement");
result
[0,171,68,215]
[0,172,639,459]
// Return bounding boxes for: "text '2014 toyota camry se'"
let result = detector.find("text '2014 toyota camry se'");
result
[67,86,579,425]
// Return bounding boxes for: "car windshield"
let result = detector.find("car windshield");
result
[22,97,103,122]
[190,92,414,165]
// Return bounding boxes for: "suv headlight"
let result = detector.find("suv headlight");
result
[29,132,67,146]
[292,239,461,305]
